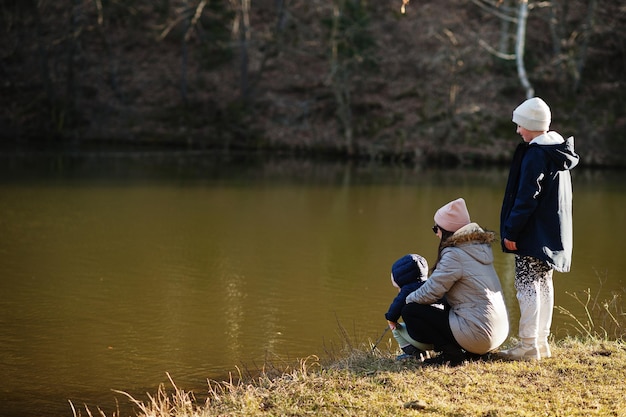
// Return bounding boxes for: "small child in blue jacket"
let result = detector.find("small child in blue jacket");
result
[385,254,435,359]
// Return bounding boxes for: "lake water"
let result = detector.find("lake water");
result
[0,152,624,417]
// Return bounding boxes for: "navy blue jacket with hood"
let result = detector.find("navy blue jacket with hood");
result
[384,255,425,323]
[500,132,580,272]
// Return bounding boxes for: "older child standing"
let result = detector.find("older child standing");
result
[499,97,580,361]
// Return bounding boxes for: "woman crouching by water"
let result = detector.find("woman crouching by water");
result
[402,198,509,366]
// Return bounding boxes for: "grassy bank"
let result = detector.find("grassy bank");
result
[74,337,626,417]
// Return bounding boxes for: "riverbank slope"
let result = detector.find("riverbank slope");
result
[78,337,626,417]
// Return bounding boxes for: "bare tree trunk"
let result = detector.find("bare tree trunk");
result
[329,1,354,155]
[180,0,190,104]
[92,0,122,101]
[548,0,597,92]
[58,0,82,131]
[573,0,597,91]
[233,0,251,102]
[515,0,534,98]
[547,1,567,86]
[547,1,562,57]
[31,0,54,106]
[471,0,516,60]
[498,0,513,55]
[275,0,287,32]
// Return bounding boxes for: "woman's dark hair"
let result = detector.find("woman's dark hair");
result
[431,227,454,273]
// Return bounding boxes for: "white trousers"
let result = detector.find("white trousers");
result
[514,255,554,345]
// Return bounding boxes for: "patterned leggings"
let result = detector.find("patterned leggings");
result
[514,255,554,344]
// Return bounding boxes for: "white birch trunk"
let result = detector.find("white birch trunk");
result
[515,0,534,98]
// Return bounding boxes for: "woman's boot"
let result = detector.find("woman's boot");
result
[423,344,466,367]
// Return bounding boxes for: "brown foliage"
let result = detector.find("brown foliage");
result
[1,1,625,166]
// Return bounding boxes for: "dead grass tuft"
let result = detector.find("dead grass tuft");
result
[556,271,626,340]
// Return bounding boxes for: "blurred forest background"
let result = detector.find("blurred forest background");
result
[1,0,625,167]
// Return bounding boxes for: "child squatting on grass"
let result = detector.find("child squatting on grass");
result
[384,254,443,360]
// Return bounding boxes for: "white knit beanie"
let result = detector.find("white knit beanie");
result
[512,97,551,131]
[434,198,471,233]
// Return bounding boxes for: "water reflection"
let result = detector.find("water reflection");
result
[0,152,624,417]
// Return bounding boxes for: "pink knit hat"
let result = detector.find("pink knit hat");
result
[434,198,471,232]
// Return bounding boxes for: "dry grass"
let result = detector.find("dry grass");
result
[70,337,626,417]
[555,271,626,341]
